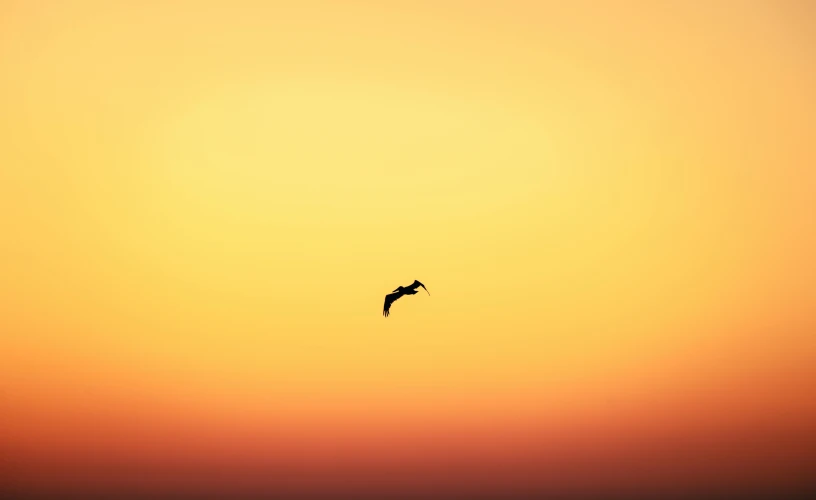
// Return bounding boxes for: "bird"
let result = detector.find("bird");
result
[383,280,430,317]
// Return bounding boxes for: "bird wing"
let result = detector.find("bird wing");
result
[409,280,430,295]
[383,291,403,317]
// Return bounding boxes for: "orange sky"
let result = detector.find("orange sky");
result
[1,1,815,497]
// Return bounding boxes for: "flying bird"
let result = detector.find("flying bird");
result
[383,280,430,317]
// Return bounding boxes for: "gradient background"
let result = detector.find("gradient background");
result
[1,1,815,498]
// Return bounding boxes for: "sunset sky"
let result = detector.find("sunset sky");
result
[1,1,814,498]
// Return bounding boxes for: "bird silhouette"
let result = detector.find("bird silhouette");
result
[383,280,430,317]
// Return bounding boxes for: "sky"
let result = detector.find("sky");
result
[1,1,815,498]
